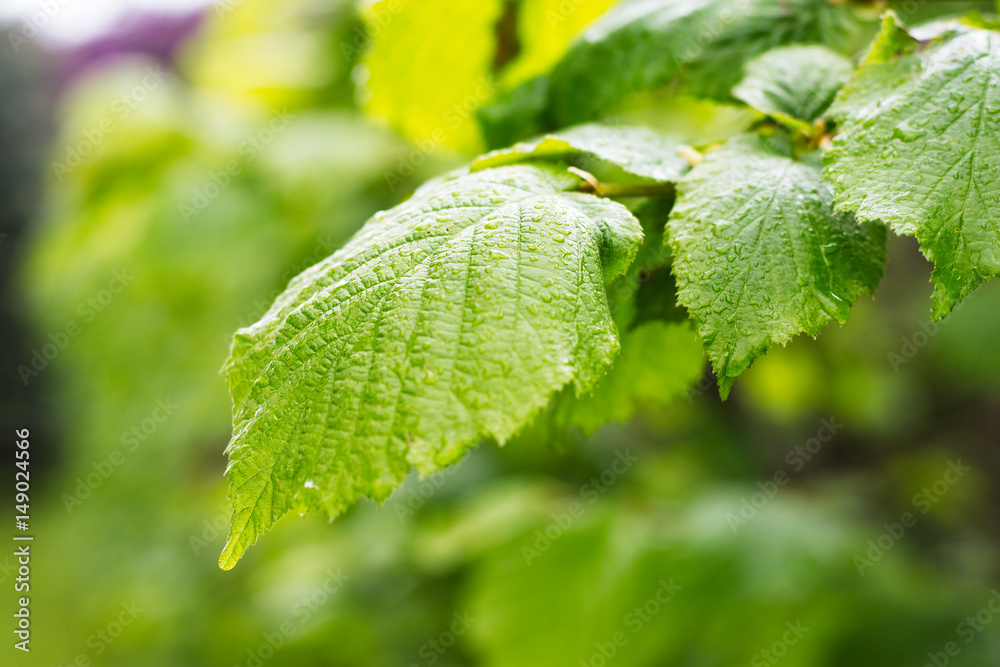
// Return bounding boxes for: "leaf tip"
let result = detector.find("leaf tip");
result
[218,537,243,571]
[717,376,735,401]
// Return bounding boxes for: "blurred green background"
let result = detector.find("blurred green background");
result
[3,0,1000,665]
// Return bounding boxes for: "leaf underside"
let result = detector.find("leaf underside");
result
[219,164,642,568]
[471,123,691,183]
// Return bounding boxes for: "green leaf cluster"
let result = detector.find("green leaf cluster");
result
[219,2,1000,566]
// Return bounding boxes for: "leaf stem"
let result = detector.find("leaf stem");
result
[575,181,676,199]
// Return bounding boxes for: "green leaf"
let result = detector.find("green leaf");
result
[823,13,1000,319]
[732,45,854,132]
[360,0,503,153]
[668,134,885,398]
[547,0,859,126]
[608,198,687,330]
[499,0,619,88]
[219,164,643,568]
[557,320,704,433]
[471,123,691,183]
[478,75,552,150]
[525,200,702,436]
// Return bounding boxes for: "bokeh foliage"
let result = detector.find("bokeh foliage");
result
[6,0,1000,665]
